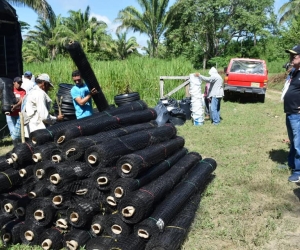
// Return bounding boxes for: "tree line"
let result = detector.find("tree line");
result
[6,0,299,68]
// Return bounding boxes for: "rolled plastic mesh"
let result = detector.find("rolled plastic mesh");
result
[117,152,201,224]
[113,233,147,250]
[111,148,188,202]
[0,155,12,171]
[19,220,45,245]
[62,121,157,162]
[65,40,109,112]
[29,99,148,145]
[135,158,217,238]
[0,168,21,193]
[39,227,64,250]
[33,160,57,181]
[144,193,202,250]
[0,77,16,114]
[32,142,59,162]
[91,167,119,191]
[103,212,133,239]
[64,228,93,250]
[90,213,107,237]
[8,142,34,168]
[85,235,117,250]
[116,136,185,179]
[85,123,176,168]
[0,219,23,246]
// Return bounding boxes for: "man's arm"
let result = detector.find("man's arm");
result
[74,88,98,106]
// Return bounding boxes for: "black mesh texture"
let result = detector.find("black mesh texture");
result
[85,235,117,250]
[39,227,64,250]
[64,228,94,250]
[54,108,157,146]
[0,168,21,192]
[26,179,51,198]
[0,219,23,246]
[65,41,109,111]
[90,213,107,237]
[50,192,72,210]
[103,212,133,239]
[62,121,157,161]
[0,155,11,171]
[32,142,59,162]
[19,164,35,180]
[91,167,119,191]
[1,193,29,219]
[51,148,63,163]
[0,77,16,114]
[116,136,185,179]
[117,152,201,224]
[29,99,148,145]
[33,160,57,181]
[9,142,34,168]
[113,234,147,250]
[112,148,188,201]
[19,220,45,245]
[67,200,102,228]
[85,124,176,168]
[136,158,217,238]
[25,197,56,227]
[144,193,202,250]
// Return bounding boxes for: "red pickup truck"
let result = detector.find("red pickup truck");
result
[224,58,268,102]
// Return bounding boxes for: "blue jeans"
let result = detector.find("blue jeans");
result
[6,115,19,136]
[286,114,300,173]
[210,97,221,124]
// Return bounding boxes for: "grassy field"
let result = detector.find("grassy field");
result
[1,58,297,250]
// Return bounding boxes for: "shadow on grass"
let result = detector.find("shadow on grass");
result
[268,148,288,164]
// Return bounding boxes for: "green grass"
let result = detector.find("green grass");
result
[0,58,295,249]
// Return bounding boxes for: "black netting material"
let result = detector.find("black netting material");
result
[0,168,21,193]
[1,193,29,219]
[65,40,109,112]
[7,142,34,169]
[19,220,45,245]
[54,108,157,146]
[0,77,16,114]
[29,99,148,145]
[117,152,202,224]
[116,136,185,179]
[62,121,157,162]
[90,213,107,237]
[135,158,217,239]
[113,233,147,250]
[111,148,188,202]
[85,235,117,250]
[0,219,23,246]
[145,193,202,250]
[32,142,59,162]
[91,167,119,191]
[103,212,133,239]
[39,227,64,250]
[85,123,176,168]
[0,155,12,171]
[64,228,93,250]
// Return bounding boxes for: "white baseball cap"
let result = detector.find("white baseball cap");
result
[36,73,53,87]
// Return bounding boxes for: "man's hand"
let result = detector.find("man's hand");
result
[57,114,64,121]
[90,88,98,96]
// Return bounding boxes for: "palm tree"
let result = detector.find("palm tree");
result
[278,0,300,24]
[115,0,176,58]
[6,0,55,22]
[110,32,139,60]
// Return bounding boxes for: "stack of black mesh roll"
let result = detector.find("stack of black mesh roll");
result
[0,98,217,250]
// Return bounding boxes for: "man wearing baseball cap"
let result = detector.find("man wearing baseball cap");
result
[283,45,300,182]
[22,71,34,93]
[21,73,63,138]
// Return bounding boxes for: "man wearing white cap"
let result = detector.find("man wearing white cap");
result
[22,71,35,93]
[22,73,64,137]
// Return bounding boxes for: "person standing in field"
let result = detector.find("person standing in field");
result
[195,67,224,125]
[22,71,35,93]
[6,77,26,146]
[70,70,98,119]
[282,45,300,182]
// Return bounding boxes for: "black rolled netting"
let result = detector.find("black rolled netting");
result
[25,197,57,227]
[111,148,188,202]
[19,164,35,180]
[117,152,202,224]
[54,108,157,146]
[144,193,202,250]
[0,77,16,114]
[33,160,57,181]
[67,200,102,228]
[65,40,109,112]
[7,142,34,168]
[62,121,157,162]
[112,233,147,250]
[85,123,176,168]
[0,155,12,171]
[0,168,22,193]
[103,212,133,239]
[85,235,117,250]
[116,136,185,179]
[51,191,72,210]
[90,213,107,237]
[0,219,23,246]
[64,228,94,250]
[135,158,217,239]
[48,162,93,193]
[26,179,51,199]
[19,220,45,246]
[55,209,70,230]
[51,148,63,163]
[1,193,29,219]
[39,227,64,250]
[0,211,16,229]
[32,142,59,162]
[29,100,148,145]
[91,167,119,192]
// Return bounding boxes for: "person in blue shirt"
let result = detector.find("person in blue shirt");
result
[70,70,98,119]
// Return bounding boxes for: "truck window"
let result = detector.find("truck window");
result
[230,60,264,75]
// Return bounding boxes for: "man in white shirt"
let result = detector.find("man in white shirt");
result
[22,71,35,93]
[23,73,64,138]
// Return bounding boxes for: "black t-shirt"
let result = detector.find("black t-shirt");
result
[284,69,300,114]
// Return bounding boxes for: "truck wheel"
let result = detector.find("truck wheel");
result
[258,94,265,103]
